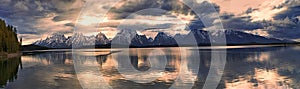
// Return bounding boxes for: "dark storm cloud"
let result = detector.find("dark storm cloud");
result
[193,0,300,41]
[272,0,300,20]
[259,0,300,40]
[118,23,175,31]
[188,13,264,31]
[187,18,206,30]
[220,14,264,30]
[262,17,300,40]
[64,23,75,27]
[0,0,84,35]
[245,8,259,14]
[108,0,185,19]
[107,0,220,19]
[274,6,300,20]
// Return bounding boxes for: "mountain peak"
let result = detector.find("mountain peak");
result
[95,32,109,45]
[34,32,110,48]
[33,30,295,48]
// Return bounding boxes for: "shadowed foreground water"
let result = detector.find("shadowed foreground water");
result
[1,46,300,89]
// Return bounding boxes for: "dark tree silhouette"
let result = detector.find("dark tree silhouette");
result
[0,19,20,53]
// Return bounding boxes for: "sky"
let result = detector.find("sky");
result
[0,0,299,45]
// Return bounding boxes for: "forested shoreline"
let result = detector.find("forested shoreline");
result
[0,19,20,54]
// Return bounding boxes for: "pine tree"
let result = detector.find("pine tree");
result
[0,19,20,53]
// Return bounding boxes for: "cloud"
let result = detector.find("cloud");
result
[188,13,264,31]
[220,14,264,30]
[2,0,299,44]
[245,8,259,14]
[262,17,300,40]
[274,6,300,20]
[204,0,300,41]
[0,0,86,44]
[64,23,75,27]
[0,0,223,44]
[107,0,184,19]
[118,22,174,31]
[221,13,300,41]
[107,0,220,19]
[258,0,300,41]
[100,14,188,36]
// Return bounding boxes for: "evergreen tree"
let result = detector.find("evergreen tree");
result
[0,19,20,53]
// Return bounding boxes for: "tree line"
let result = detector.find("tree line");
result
[0,57,21,87]
[0,19,20,53]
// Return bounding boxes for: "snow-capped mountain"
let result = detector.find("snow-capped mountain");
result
[152,32,177,46]
[150,29,293,46]
[186,29,211,45]
[34,32,110,48]
[33,29,294,48]
[111,30,152,47]
[223,30,290,44]
[111,30,137,46]
[95,32,110,45]
[33,33,67,48]
[65,33,95,48]
[171,29,292,45]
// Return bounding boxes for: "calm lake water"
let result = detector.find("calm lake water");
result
[1,45,300,89]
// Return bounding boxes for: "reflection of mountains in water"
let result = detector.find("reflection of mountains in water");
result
[23,51,72,65]
[24,46,300,88]
[0,57,22,88]
[219,46,300,88]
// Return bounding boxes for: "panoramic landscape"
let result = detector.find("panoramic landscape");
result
[1,0,300,89]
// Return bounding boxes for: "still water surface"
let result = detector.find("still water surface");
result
[1,46,300,89]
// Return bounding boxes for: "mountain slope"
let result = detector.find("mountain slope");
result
[111,30,152,47]
[34,32,110,48]
[174,29,293,45]
[33,33,67,48]
[33,30,295,48]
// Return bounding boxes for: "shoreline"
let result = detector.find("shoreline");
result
[21,43,300,52]
[0,52,22,60]
[66,43,300,49]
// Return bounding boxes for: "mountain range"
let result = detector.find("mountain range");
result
[33,29,295,48]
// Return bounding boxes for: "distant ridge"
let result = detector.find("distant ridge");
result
[32,30,296,48]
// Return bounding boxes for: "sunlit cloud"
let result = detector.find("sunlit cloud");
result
[225,68,291,89]
[248,0,287,21]
[244,29,270,37]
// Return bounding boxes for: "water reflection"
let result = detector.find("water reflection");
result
[2,46,300,89]
[221,46,298,89]
[0,57,22,88]
[5,51,81,89]
[76,46,298,89]
[21,51,73,67]
[95,48,185,89]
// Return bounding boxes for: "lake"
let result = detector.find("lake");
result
[0,45,299,89]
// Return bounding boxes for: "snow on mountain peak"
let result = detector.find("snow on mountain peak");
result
[33,29,295,48]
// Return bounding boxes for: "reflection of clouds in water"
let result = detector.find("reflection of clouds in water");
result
[225,68,291,89]
[21,56,51,66]
[246,52,271,62]
[19,46,300,89]
[97,47,199,87]
[224,46,300,89]
[21,52,73,68]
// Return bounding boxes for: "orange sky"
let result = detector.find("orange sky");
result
[211,0,285,14]
[210,0,287,21]
[210,0,267,14]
